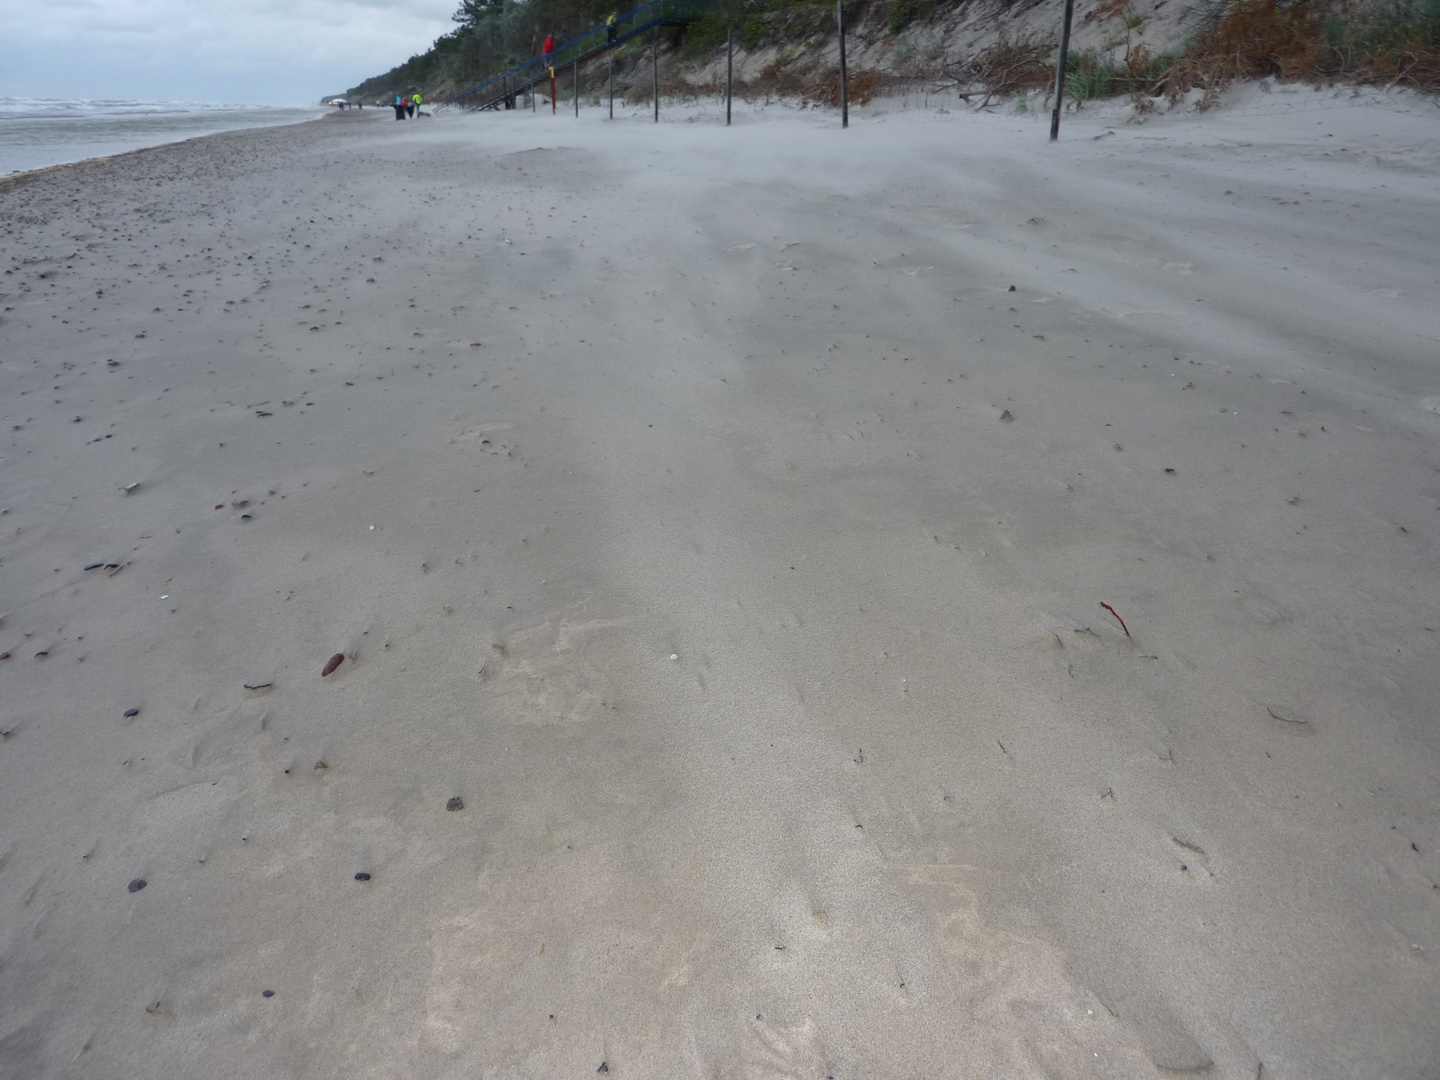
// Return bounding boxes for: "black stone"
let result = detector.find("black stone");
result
[446,797,464,812]
[123,708,139,718]
[262,990,275,998]
[354,872,371,881]
[127,878,147,893]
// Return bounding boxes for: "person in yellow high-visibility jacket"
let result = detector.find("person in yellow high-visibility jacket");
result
[606,11,618,44]
[411,92,422,117]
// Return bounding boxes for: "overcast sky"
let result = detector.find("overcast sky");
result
[0,0,458,105]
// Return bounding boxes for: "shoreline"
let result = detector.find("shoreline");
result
[2,95,1437,1078]
[0,105,327,183]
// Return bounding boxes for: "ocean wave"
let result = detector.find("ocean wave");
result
[0,97,311,121]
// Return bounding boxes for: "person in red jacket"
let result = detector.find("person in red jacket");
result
[541,34,555,70]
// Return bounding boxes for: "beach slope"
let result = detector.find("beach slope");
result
[1,97,1437,1078]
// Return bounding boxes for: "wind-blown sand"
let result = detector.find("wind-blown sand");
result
[1,89,1437,1079]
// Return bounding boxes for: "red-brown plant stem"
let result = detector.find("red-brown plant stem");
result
[1100,602,1131,638]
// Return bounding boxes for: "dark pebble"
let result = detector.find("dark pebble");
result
[262,989,275,998]
[123,708,139,718]
[128,878,147,893]
[321,653,344,677]
[354,872,371,881]
[446,797,464,812]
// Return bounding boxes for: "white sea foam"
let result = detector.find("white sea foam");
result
[0,97,323,175]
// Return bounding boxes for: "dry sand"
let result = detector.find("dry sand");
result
[1,89,1437,1079]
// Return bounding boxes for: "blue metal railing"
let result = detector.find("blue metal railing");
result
[439,0,710,112]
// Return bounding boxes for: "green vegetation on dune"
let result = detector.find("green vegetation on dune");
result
[347,0,643,101]
[347,0,897,101]
[344,0,1440,105]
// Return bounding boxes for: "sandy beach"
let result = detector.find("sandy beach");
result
[1,91,1437,1078]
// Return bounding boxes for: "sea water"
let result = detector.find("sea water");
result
[0,98,326,176]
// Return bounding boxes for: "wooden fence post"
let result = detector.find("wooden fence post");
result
[1050,0,1076,140]
[726,30,734,125]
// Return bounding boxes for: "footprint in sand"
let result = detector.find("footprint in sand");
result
[483,604,631,723]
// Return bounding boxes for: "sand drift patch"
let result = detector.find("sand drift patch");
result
[483,606,632,723]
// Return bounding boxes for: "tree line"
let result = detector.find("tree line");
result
[345,0,642,100]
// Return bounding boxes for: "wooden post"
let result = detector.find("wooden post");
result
[574,60,579,117]
[609,53,614,119]
[837,0,848,128]
[726,30,733,126]
[653,35,660,122]
[550,67,557,114]
[1050,0,1076,141]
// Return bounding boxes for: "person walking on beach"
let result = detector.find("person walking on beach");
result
[542,33,556,71]
[606,12,618,44]
[412,92,423,117]
[405,93,416,119]
[393,94,407,120]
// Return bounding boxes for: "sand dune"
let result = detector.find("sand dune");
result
[1,90,1437,1078]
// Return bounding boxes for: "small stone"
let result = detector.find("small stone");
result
[998,409,1014,422]
[123,708,139,718]
[127,878,147,893]
[262,989,275,998]
[354,872,371,881]
[446,797,464,812]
